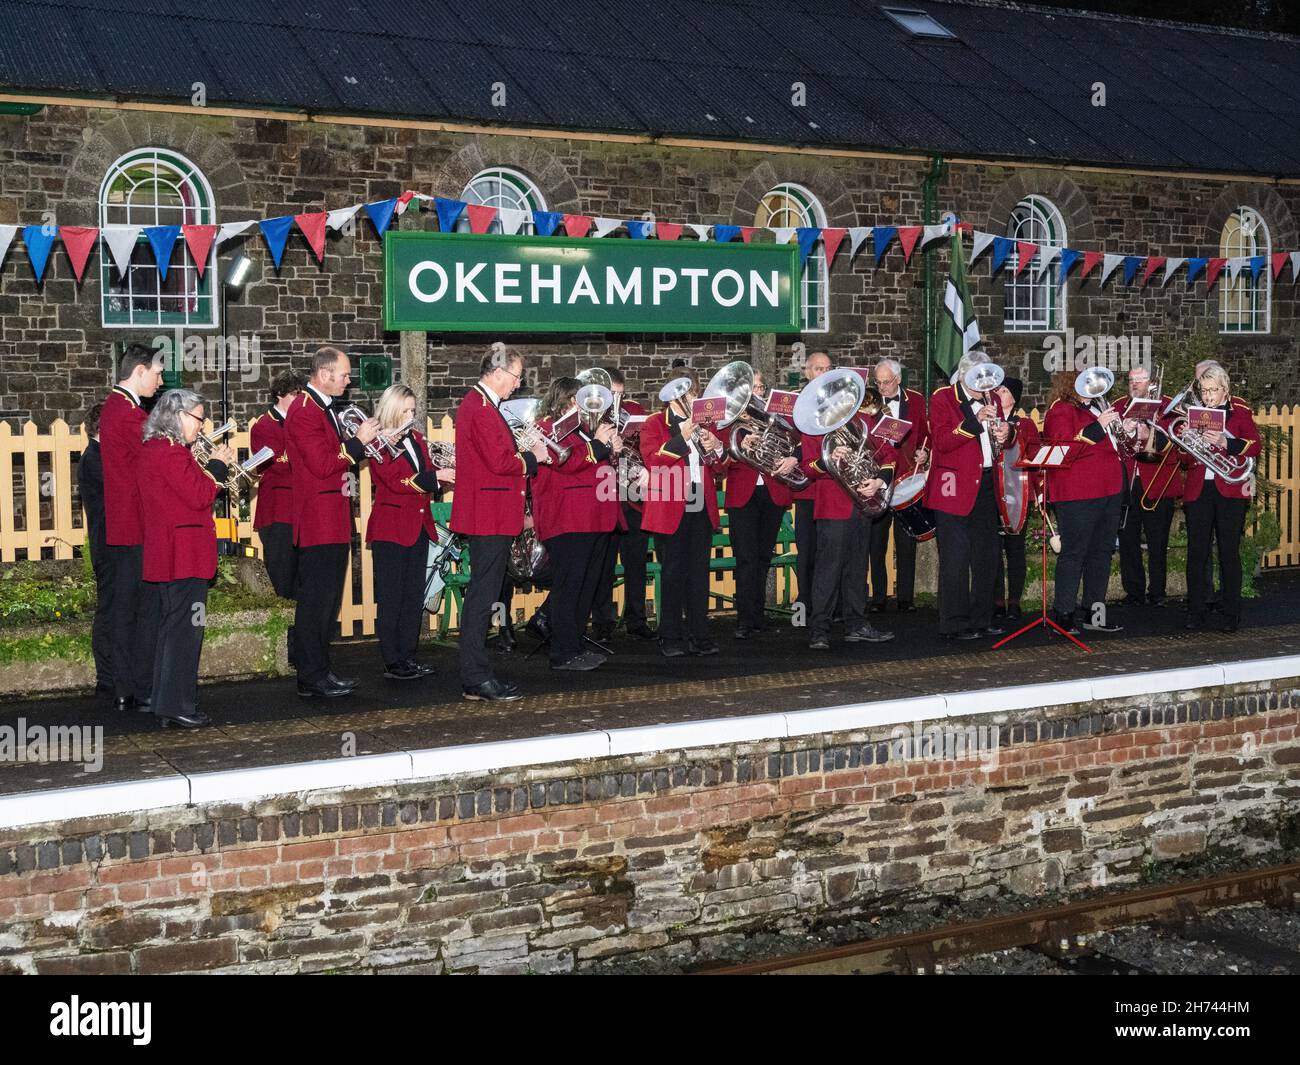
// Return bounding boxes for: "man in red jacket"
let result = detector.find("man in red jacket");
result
[285,346,379,698]
[452,343,548,701]
[251,370,303,600]
[793,350,832,610]
[99,342,165,712]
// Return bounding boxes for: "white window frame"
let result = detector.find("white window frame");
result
[1219,207,1271,335]
[458,167,546,234]
[1004,195,1067,334]
[756,183,829,334]
[98,147,217,329]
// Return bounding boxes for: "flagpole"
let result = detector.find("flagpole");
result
[921,156,946,399]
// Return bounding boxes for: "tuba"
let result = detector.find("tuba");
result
[659,376,723,465]
[1074,367,1139,460]
[575,383,613,434]
[793,367,888,517]
[1150,382,1254,484]
[705,361,810,492]
[500,398,571,465]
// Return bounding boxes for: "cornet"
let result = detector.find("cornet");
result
[500,398,572,465]
[337,404,391,463]
[426,439,455,469]
[192,420,235,465]
[226,446,275,505]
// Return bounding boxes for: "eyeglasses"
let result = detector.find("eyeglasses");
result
[181,409,205,423]
[499,366,521,381]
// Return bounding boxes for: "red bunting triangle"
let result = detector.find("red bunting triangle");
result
[1205,257,1227,292]
[1080,251,1104,279]
[294,213,327,263]
[955,221,973,234]
[59,226,98,282]
[397,191,415,207]
[897,226,923,263]
[1141,256,1166,287]
[466,204,497,234]
[562,214,593,238]
[181,224,218,278]
[655,222,682,242]
[1272,251,1290,280]
[1014,241,1038,277]
[821,228,848,267]
[739,227,758,243]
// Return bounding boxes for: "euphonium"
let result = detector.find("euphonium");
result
[792,367,888,517]
[1074,366,1139,460]
[705,360,810,491]
[963,361,1007,461]
[1151,383,1254,484]
[575,383,613,435]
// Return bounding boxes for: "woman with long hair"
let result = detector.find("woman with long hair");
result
[139,389,234,728]
[365,383,454,679]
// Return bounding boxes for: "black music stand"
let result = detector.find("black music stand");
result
[993,443,1091,653]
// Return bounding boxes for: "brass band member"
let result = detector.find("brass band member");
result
[992,378,1038,619]
[793,351,832,610]
[452,344,549,699]
[1043,371,1124,635]
[366,384,453,679]
[1182,364,1259,633]
[76,402,112,696]
[251,370,303,600]
[139,389,234,729]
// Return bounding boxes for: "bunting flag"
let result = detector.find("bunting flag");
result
[739,227,759,243]
[897,225,923,264]
[1122,256,1142,286]
[968,231,995,267]
[258,216,294,271]
[1034,245,1061,282]
[1227,257,1246,283]
[1205,257,1227,292]
[1249,255,1266,282]
[103,226,141,276]
[1292,251,1300,282]
[687,223,712,242]
[770,227,795,245]
[821,227,847,267]
[990,236,1013,275]
[872,226,897,265]
[1100,253,1125,285]
[22,226,57,282]
[496,207,529,235]
[1013,241,1038,277]
[847,227,871,262]
[1058,247,1082,283]
[1186,257,1208,284]
[625,220,652,240]
[1272,251,1290,280]
[587,217,618,238]
[921,222,949,247]
[326,205,362,232]
[433,197,465,234]
[795,227,820,264]
[563,215,593,238]
[0,225,17,269]
[59,226,98,282]
[1161,258,1186,287]
[656,222,683,242]
[466,204,498,235]
[532,210,562,237]
[294,213,327,263]
[183,224,219,277]
[1080,250,1104,280]
[144,225,181,280]
[713,224,740,244]
[1140,256,1166,287]
[936,231,980,377]
[216,219,255,246]
[365,198,398,238]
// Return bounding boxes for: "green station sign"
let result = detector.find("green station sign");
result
[384,230,800,334]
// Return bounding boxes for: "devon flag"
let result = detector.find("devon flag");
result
[936,224,980,379]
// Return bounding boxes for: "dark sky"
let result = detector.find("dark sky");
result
[1024,1,1299,34]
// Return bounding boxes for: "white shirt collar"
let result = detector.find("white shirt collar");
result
[476,382,501,408]
[118,384,140,405]
[306,383,333,408]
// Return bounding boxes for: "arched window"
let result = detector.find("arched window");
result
[1220,207,1271,334]
[1004,195,1066,333]
[459,167,546,234]
[99,148,216,328]
[755,183,828,333]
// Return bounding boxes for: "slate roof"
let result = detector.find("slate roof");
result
[1,0,1298,174]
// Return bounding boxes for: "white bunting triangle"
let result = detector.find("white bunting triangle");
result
[497,208,529,235]
[593,217,622,238]
[688,224,712,241]
[848,227,872,260]
[1227,257,1247,282]
[771,227,796,245]
[102,226,142,275]
[921,223,949,247]
[1291,251,1300,282]
[1034,245,1061,282]
[326,205,362,231]
[0,224,18,268]
[1162,258,1187,286]
[1101,253,1125,285]
[216,219,256,245]
[969,231,995,266]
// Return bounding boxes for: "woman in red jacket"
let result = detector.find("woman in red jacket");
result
[139,389,234,729]
[533,377,621,670]
[641,372,726,657]
[1043,371,1124,635]
[367,384,454,680]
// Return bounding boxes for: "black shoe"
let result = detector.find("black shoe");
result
[1050,612,1081,636]
[979,625,1006,637]
[1185,614,1206,631]
[552,651,604,671]
[298,678,354,698]
[95,681,113,696]
[1219,617,1240,633]
[942,629,983,642]
[1082,618,1123,633]
[406,658,437,677]
[384,661,422,680]
[1121,595,1145,607]
[496,624,517,652]
[809,636,831,650]
[626,623,656,640]
[115,695,143,713]
[844,624,894,643]
[525,612,551,643]
[1006,604,1023,619]
[869,601,887,613]
[592,624,614,643]
[462,679,522,701]
[326,672,358,692]
[158,709,211,728]
[993,604,1008,619]
[658,639,686,658]
[1207,601,1224,614]
[688,639,720,655]
[896,602,915,614]
[1148,594,1166,607]
[733,626,756,640]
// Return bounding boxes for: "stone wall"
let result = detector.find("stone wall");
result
[0,680,1295,974]
[0,104,1297,427]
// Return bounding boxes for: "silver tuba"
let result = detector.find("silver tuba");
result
[1074,366,1139,460]
[500,398,571,465]
[793,367,888,517]
[705,360,809,491]
[574,382,613,435]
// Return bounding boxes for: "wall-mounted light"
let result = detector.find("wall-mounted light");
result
[224,253,253,291]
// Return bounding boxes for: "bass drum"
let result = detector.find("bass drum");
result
[996,438,1029,535]
[888,472,936,542]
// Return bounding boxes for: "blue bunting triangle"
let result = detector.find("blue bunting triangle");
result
[990,236,1012,275]
[21,225,57,282]
[365,198,398,239]
[144,224,181,280]
[532,210,562,237]
[714,224,740,244]
[1249,255,1266,282]
[1186,257,1207,284]
[626,220,652,240]
[1122,256,1142,286]
[1058,248,1082,283]
[258,216,294,271]
[433,197,465,234]
[872,226,897,266]
[795,227,821,265]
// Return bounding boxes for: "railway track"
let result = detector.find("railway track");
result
[694,862,1300,976]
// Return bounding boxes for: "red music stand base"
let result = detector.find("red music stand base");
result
[993,496,1091,653]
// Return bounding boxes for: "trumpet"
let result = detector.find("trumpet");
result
[500,398,571,465]
[704,360,809,491]
[793,367,888,517]
[1074,367,1139,460]
[659,376,723,465]
[192,420,235,465]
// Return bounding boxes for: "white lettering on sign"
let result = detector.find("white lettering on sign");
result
[495,261,522,303]
[712,268,744,307]
[456,261,488,303]
[568,266,598,304]
[607,266,642,305]
[532,263,561,303]
[752,270,779,307]
[681,267,707,305]
[652,267,677,305]
[409,261,448,303]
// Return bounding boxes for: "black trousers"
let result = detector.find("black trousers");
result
[934,470,999,634]
[794,498,818,606]
[106,543,159,702]
[1118,491,1175,600]
[1185,483,1247,624]
[729,486,786,629]
[293,542,350,685]
[993,531,1027,607]
[460,534,512,686]
[593,504,649,627]
[810,513,868,639]
[90,541,114,690]
[373,531,430,666]
[1053,492,1122,619]
[544,531,605,663]
[150,578,207,720]
[868,510,917,605]
[656,508,714,644]
[259,522,298,600]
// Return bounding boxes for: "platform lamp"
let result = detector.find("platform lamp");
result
[220,253,254,426]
